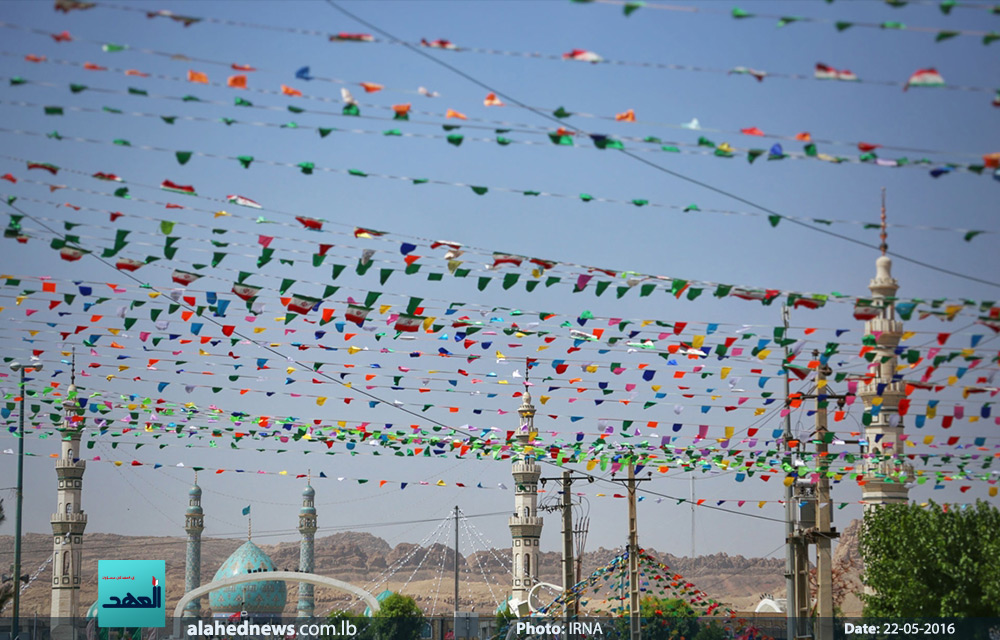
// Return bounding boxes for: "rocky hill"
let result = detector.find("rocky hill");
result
[1,531,788,616]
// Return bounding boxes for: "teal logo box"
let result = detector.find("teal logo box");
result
[97,560,165,628]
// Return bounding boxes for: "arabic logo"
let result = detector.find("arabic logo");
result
[103,576,161,610]
[97,560,165,628]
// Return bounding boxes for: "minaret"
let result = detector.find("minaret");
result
[183,472,205,618]
[297,479,317,618]
[50,353,87,623]
[508,377,542,607]
[858,193,912,507]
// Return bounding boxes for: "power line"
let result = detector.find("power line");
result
[323,0,1000,290]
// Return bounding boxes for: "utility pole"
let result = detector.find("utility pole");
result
[782,305,796,640]
[627,464,640,640]
[454,505,460,616]
[539,471,592,622]
[599,461,650,640]
[561,471,576,623]
[810,352,842,640]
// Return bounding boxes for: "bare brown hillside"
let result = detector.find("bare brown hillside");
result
[1,532,787,616]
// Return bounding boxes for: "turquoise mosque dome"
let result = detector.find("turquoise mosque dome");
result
[209,540,287,615]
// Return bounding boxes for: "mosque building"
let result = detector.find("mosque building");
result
[179,479,319,619]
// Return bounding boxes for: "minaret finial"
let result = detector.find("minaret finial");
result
[194,469,198,485]
[248,513,252,541]
[524,357,530,385]
[879,187,887,257]
[70,346,76,387]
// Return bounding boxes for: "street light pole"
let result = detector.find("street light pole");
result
[10,361,42,640]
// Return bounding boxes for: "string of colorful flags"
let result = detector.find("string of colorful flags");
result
[45,0,1000,70]
[575,0,1000,45]
[4,417,997,489]
[6,187,1000,328]
[2,264,996,347]
[7,84,998,182]
[3,38,996,161]
[2,263,998,384]
[1,314,991,400]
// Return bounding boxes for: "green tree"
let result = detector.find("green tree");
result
[860,500,1000,616]
[693,621,727,640]
[368,592,426,640]
[325,609,369,640]
[614,597,699,640]
[492,603,515,640]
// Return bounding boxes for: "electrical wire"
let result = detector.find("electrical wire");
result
[323,0,1000,290]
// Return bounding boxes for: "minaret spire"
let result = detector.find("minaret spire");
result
[69,346,76,387]
[879,187,888,257]
[859,188,911,508]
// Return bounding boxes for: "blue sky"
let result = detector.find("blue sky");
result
[1,0,999,605]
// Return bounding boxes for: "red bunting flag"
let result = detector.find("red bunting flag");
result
[296,216,323,230]
[562,49,603,63]
[421,38,457,50]
[904,68,945,91]
[161,179,196,195]
[172,269,202,286]
[115,257,144,272]
[287,295,322,315]
[354,227,386,238]
[345,305,372,325]
[27,162,59,175]
[227,195,261,208]
[59,246,87,261]
[330,33,374,42]
[492,253,524,267]
[231,283,262,301]
[394,314,423,332]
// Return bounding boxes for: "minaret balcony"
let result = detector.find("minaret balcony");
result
[512,462,540,478]
[51,512,88,523]
[860,459,914,480]
[858,381,906,407]
[55,459,87,478]
[508,515,544,536]
[863,318,903,345]
[55,458,87,468]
